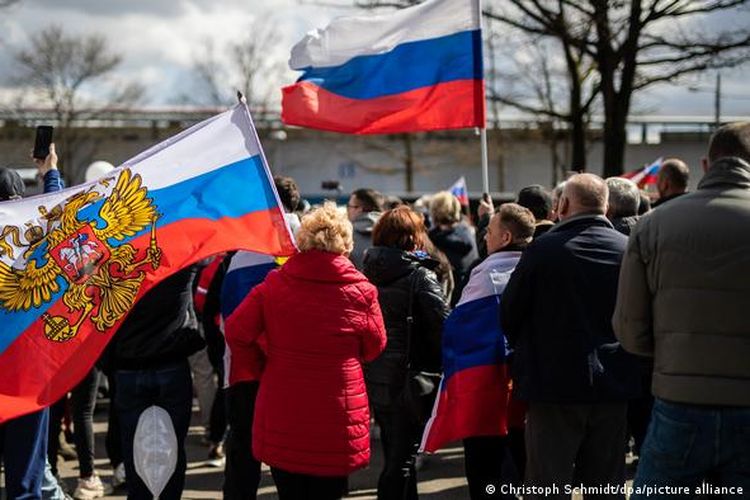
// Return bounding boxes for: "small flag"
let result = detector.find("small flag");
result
[282,0,485,134]
[0,103,296,422]
[449,176,469,207]
[622,158,662,188]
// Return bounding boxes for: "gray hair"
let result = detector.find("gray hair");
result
[606,177,640,218]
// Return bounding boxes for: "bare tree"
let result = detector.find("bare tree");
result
[486,0,750,176]
[341,0,750,176]
[13,25,144,179]
[191,20,286,115]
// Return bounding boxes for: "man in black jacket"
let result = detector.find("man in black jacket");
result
[501,173,640,499]
[106,267,205,500]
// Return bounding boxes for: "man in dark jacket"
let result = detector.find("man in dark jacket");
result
[653,158,689,208]
[347,188,383,270]
[614,123,750,497]
[501,173,640,499]
[517,184,555,238]
[106,268,205,500]
[606,177,641,236]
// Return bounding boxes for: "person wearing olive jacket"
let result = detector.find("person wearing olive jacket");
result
[363,206,450,500]
[614,123,750,498]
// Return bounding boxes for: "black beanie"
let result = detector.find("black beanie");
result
[0,167,26,201]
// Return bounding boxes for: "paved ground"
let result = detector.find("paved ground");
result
[52,400,471,499]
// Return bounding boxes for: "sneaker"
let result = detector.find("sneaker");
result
[111,463,127,490]
[73,475,111,500]
[207,443,225,468]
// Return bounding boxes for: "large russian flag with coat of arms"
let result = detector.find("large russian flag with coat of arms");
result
[282,0,485,134]
[0,103,296,422]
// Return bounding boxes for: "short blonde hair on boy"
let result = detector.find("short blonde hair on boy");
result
[296,202,354,255]
[430,191,462,225]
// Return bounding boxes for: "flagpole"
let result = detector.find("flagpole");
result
[478,0,489,194]
[480,128,489,193]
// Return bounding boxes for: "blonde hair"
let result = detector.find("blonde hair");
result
[430,191,462,225]
[296,202,354,255]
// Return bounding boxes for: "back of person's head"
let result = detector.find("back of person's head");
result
[605,177,640,218]
[638,192,651,215]
[657,158,690,195]
[372,205,428,251]
[551,180,567,221]
[430,191,462,226]
[559,173,608,219]
[497,203,535,247]
[384,195,404,210]
[516,185,553,222]
[274,175,300,213]
[296,202,353,255]
[708,122,750,164]
[0,167,25,201]
[350,188,384,213]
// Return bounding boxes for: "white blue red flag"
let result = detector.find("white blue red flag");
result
[421,251,520,452]
[0,103,296,422]
[449,176,469,207]
[282,0,485,134]
[622,157,662,188]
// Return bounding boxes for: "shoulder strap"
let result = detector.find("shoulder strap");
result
[404,268,420,370]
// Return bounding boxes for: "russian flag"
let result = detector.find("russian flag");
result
[421,251,520,452]
[449,176,469,207]
[0,103,296,422]
[282,0,485,134]
[221,250,281,387]
[622,157,662,188]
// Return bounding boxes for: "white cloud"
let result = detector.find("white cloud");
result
[0,0,748,116]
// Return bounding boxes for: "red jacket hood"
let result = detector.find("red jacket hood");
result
[281,249,366,284]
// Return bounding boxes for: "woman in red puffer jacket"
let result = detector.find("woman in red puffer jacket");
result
[225,202,387,500]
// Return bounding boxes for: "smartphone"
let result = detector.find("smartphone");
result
[33,126,54,160]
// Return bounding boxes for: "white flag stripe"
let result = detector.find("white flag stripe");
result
[455,252,521,307]
[289,0,480,70]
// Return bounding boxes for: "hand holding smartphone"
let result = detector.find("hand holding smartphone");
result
[33,126,54,160]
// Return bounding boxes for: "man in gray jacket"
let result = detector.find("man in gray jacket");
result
[614,122,750,498]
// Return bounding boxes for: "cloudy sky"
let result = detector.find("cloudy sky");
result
[1,0,749,118]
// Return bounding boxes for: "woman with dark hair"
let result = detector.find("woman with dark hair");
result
[363,206,450,500]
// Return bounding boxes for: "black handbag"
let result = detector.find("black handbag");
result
[399,271,441,426]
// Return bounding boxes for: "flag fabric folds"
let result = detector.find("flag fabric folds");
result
[449,176,469,207]
[282,0,485,134]
[421,251,520,452]
[0,103,296,422]
[622,157,662,188]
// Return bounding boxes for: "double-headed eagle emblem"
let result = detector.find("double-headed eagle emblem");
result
[0,169,162,342]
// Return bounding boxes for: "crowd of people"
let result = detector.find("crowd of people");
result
[1,122,749,500]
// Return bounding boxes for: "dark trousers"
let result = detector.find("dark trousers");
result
[223,381,261,500]
[463,436,515,500]
[525,401,628,500]
[0,408,49,500]
[47,398,66,475]
[72,368,100,477]
[271,467,347,500]
[372,402,422,500]
[115,361,193,500]
[632,398,750,500]
[105,373,123,468]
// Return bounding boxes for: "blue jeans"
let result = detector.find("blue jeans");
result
[0,408,49,500]
[115,361,193,500]
[633,398,750,499]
